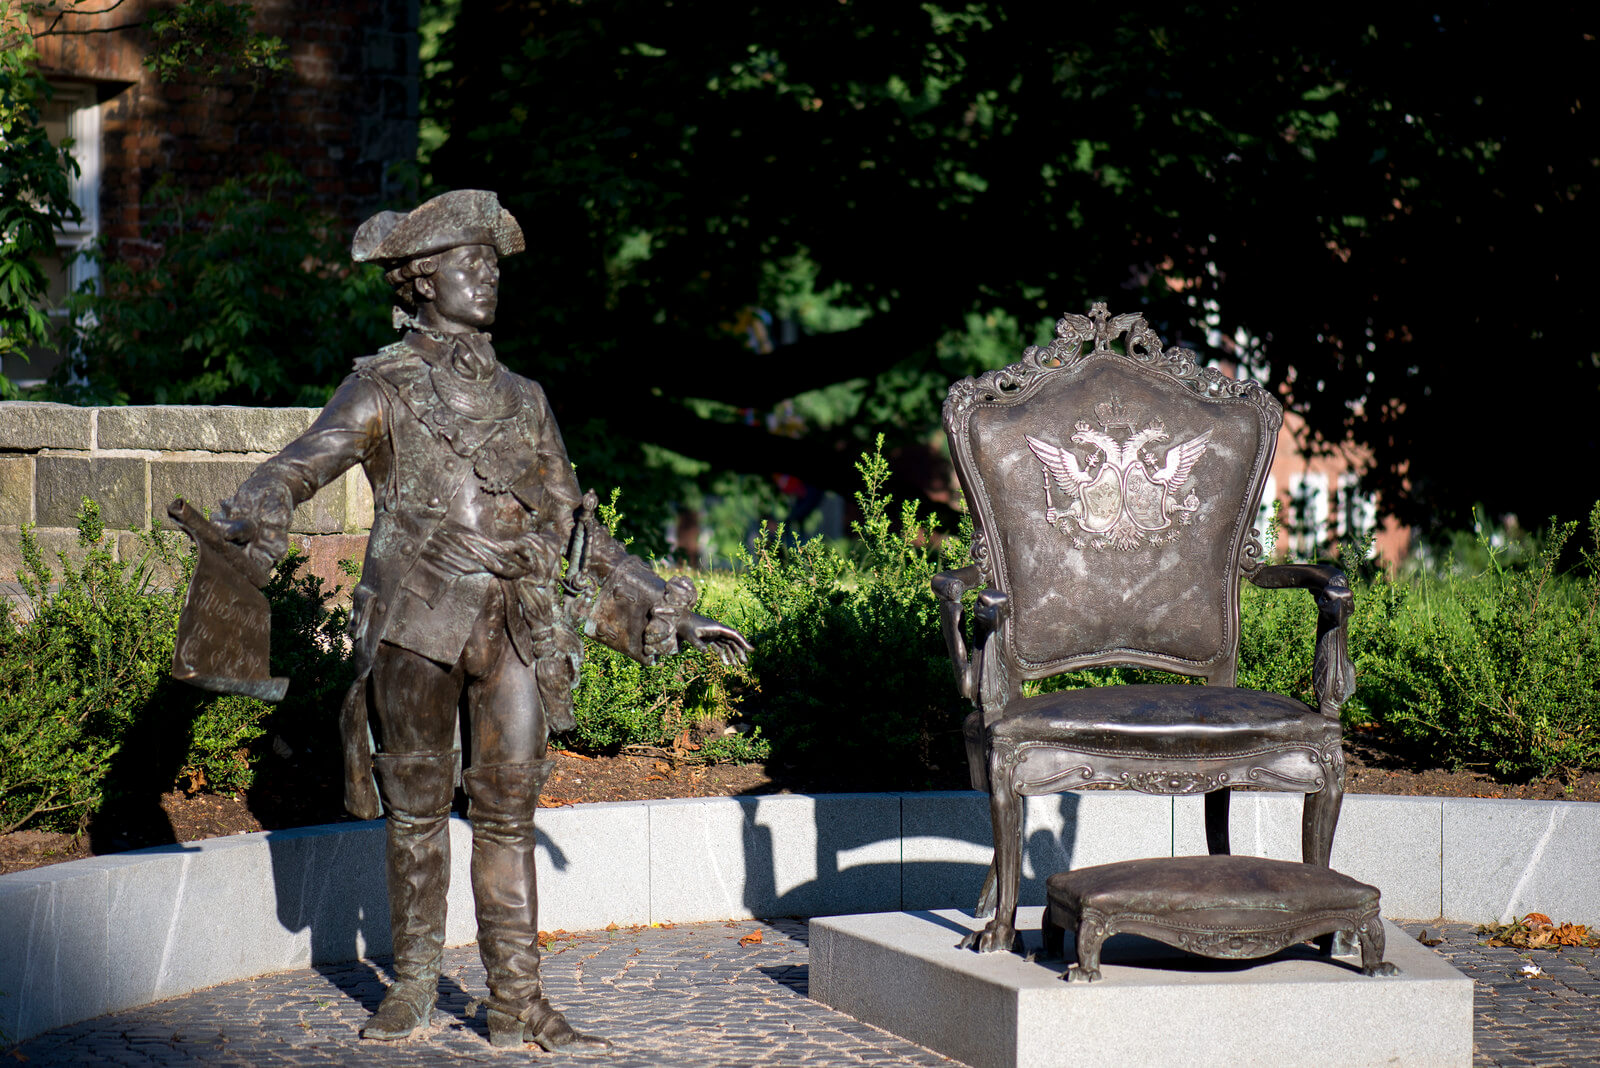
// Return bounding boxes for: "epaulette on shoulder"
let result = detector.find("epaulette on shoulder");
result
[353,339,416,371]
[354,344,431,393]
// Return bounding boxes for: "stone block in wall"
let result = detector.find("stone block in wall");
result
[0,402,93,451]
[97,406,318,453]
[285,533,368,604]
[113,531,191,592]
[0,527,99,584]
[0,456,33,526]
[35,456,147,528]
[150,458,347,534]
[344,467,374,530]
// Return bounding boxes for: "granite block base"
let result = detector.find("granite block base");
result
[811,908,1473,1068]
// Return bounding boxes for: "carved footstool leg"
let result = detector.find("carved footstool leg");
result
[1357,919,1400,977]
[1040,909,1065,961]
[1068,917,1104,982]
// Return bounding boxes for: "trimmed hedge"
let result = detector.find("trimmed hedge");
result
[7,470,1600,837]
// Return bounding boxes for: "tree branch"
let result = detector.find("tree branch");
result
[34,20,143,36]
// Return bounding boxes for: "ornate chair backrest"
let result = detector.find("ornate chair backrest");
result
[944,305,1283,695]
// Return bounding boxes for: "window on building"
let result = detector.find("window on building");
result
[4,81,100,387]
[1336,472,1379,557]
[1286,471,1329,559]
[1255,474,1277,552]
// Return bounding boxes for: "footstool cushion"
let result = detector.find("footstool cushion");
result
[1043,855,1397,981]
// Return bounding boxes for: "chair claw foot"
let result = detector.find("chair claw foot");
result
[1362,961,1401,977]
[1067,964,1101,982]
[959,920,1021,954]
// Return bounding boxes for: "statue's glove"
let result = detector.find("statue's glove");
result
[643,576,697,663]
[505,530,564,581]
[675,614,753,667]
[215,476,293,578]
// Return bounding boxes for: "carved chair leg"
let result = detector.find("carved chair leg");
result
[1301,779,1344,868]
[1204,788,1231,855]
[1040,908,1064,961]
[975,861,998,919]
[961,755,1024,954]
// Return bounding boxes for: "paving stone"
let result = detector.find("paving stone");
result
[13,919,1593,1066]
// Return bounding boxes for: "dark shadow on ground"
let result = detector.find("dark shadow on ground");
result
[85,679,207,855]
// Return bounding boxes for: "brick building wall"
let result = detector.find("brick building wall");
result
[29,0,418,266]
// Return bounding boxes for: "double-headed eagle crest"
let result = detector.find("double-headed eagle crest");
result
[1025,399,1212,551]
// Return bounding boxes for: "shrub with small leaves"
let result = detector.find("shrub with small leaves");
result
[0,500,354,833]
[734,435,970,787]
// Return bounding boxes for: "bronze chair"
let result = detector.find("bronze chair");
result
[933,303,1356,953]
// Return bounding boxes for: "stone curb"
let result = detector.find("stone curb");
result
[3,790,1596,1044]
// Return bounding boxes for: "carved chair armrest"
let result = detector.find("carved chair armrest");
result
[931,566,1009,708]
[1248,563,1356,718]
[933,565,981,698]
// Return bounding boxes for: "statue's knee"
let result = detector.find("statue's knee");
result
[463,759,556,825]
[372,752,456,819]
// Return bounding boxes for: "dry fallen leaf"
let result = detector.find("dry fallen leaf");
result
[1479,913,1600,950]
[738,930,764,947]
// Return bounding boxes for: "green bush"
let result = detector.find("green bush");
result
[9,483,1600,841]
[732,436,970,787]
[48,155,390,408]
[0,501,353,834]
[0,503,174,833]
[1350,507,1600,780]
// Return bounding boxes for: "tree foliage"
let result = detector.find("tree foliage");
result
[430,1,1594,536]
[54,157,391,406]
[0,4,79,391]
[2,0,289,398]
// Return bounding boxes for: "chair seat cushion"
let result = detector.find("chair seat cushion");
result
[991,684,1337,759]
[1046,855,1379,931]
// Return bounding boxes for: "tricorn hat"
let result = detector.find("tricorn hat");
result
[351,189,525,264]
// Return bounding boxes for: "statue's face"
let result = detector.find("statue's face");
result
[417,244,499,331]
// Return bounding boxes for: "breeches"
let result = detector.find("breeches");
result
[369,582,547,764]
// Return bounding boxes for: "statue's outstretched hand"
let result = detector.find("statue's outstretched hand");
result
[214,495,283,580]
[675,614,753,666]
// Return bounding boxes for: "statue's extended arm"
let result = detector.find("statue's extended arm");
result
[215,376,385,578]
[512,381,749,666]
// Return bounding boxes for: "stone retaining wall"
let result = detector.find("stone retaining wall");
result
[3,790,1597,1043]
[0,402,370,590]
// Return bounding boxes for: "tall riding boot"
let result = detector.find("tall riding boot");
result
[463,760,609,1052]
[361,752,455,1041]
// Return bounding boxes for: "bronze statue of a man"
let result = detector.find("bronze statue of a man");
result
[211,190,750,1050]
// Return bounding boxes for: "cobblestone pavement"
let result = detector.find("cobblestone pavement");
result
[13,920,1600,1066]
[1395,922,1600,1068]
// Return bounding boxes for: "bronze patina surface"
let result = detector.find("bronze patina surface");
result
[1042,855,1398,981]
[935,304,1359,957]
[171,190,750,1051]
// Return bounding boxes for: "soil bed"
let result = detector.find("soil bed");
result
[5,727,1597,876]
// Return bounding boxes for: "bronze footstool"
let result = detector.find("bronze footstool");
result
[1041,855,1400,981]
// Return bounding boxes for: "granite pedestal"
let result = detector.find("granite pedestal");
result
[811,907,1473,1068]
